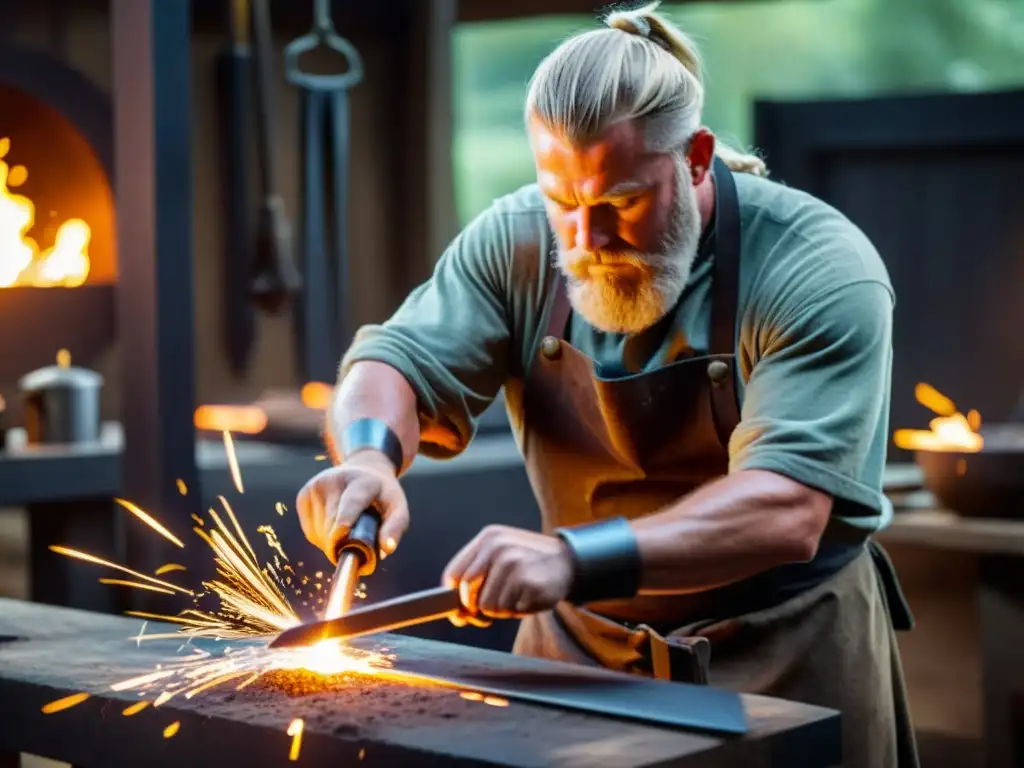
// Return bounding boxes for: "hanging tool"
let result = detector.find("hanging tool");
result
[249,0,302,313]
[284,0,364,382]
[217,0,257,375]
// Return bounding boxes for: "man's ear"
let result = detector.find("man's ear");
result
[686,128,715,185]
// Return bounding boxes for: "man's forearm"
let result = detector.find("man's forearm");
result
[326,361,421,474]
[629,470,832,594]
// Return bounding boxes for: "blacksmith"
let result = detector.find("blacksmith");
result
[296,4,919,765]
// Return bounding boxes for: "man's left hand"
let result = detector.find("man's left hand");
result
[441,525,574,624]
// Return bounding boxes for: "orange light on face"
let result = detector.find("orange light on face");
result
[193,405,268,435]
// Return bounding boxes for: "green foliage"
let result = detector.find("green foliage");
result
[452,0,1024,225]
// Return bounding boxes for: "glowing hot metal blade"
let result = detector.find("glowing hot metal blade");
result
[269,586,463,649]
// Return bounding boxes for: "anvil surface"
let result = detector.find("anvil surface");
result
[0,599,840,767]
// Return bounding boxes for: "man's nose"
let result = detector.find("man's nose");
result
[574,206,612,252]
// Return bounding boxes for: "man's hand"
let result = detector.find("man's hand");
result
[441,525,574,625]
[296,451,410,565]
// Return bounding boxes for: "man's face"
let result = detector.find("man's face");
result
[529,117,705,334]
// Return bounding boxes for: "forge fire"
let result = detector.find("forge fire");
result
[0,136,92,288]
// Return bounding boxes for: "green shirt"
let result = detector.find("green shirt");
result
[342,172,896,532]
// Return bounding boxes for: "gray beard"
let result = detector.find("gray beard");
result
[556,163,703,335]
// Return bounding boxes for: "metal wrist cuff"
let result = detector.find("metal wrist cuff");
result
[340,418,404,473]
[555,517,642,604]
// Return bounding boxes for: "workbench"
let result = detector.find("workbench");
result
[0,599,840,768]
[879,465,1024,768]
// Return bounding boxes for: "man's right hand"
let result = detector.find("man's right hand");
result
[296,451,410,565]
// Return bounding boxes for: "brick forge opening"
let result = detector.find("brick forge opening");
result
[0,46,116,387]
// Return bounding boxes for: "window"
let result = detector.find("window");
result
[451,0,1024,226]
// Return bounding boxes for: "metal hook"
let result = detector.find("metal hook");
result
[284,0,364,92]
[313,0,333,35]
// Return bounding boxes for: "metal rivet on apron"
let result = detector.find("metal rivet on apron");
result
[540,336,562,361]
[706,360,729,386]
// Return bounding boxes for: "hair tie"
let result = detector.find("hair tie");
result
[631,17,652,37]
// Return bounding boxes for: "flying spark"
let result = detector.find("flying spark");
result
[41,693,90,714]
[222,430,244,493]
[287,718,304,761]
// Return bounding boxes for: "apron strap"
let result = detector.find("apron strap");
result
[708,156,743,450]
[545,269,573,339]
[637,625,711,685]
[868,540,915,631]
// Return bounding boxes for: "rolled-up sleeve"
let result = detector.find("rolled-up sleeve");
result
[340,208,514,459]
[730,279,894,520]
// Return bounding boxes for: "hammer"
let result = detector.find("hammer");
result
[322,508,381,621]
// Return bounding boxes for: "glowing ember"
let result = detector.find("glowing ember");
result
[122,701,149,716]
[894,382,983,453]
[287,718,304,761]
[176,479,188,495]
[0,137,91,287]
[163,721,181,738]
[41,692,90,714]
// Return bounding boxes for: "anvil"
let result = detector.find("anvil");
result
[0,598,841,767]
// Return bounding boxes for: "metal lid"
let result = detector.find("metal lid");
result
[19,350,103,392]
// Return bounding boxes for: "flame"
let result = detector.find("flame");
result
[0,137,91,287]
[893,382,983,453]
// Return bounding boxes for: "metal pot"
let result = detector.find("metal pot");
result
[916,422,1024,519]
[19,355,103,445]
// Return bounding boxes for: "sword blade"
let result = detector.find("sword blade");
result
[269,586,462,649]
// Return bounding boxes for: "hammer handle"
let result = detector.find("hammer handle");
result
[336,507,382,576]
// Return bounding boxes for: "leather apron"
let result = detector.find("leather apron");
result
[513,157,921,767]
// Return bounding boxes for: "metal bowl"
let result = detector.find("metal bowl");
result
[915,423,1024,519]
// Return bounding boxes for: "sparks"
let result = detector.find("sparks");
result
[257,525,289,563]
[287,718,304,761]
[155,563,187,576]
[50,546,194,596]
[222,430,244,493]
[48,433,395,765]
[176,479,188,495]
[275,502,287,516]
[99,578,176,596]
[122,701,149,716]
[41,692,90,714]
[115,498,186,548]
